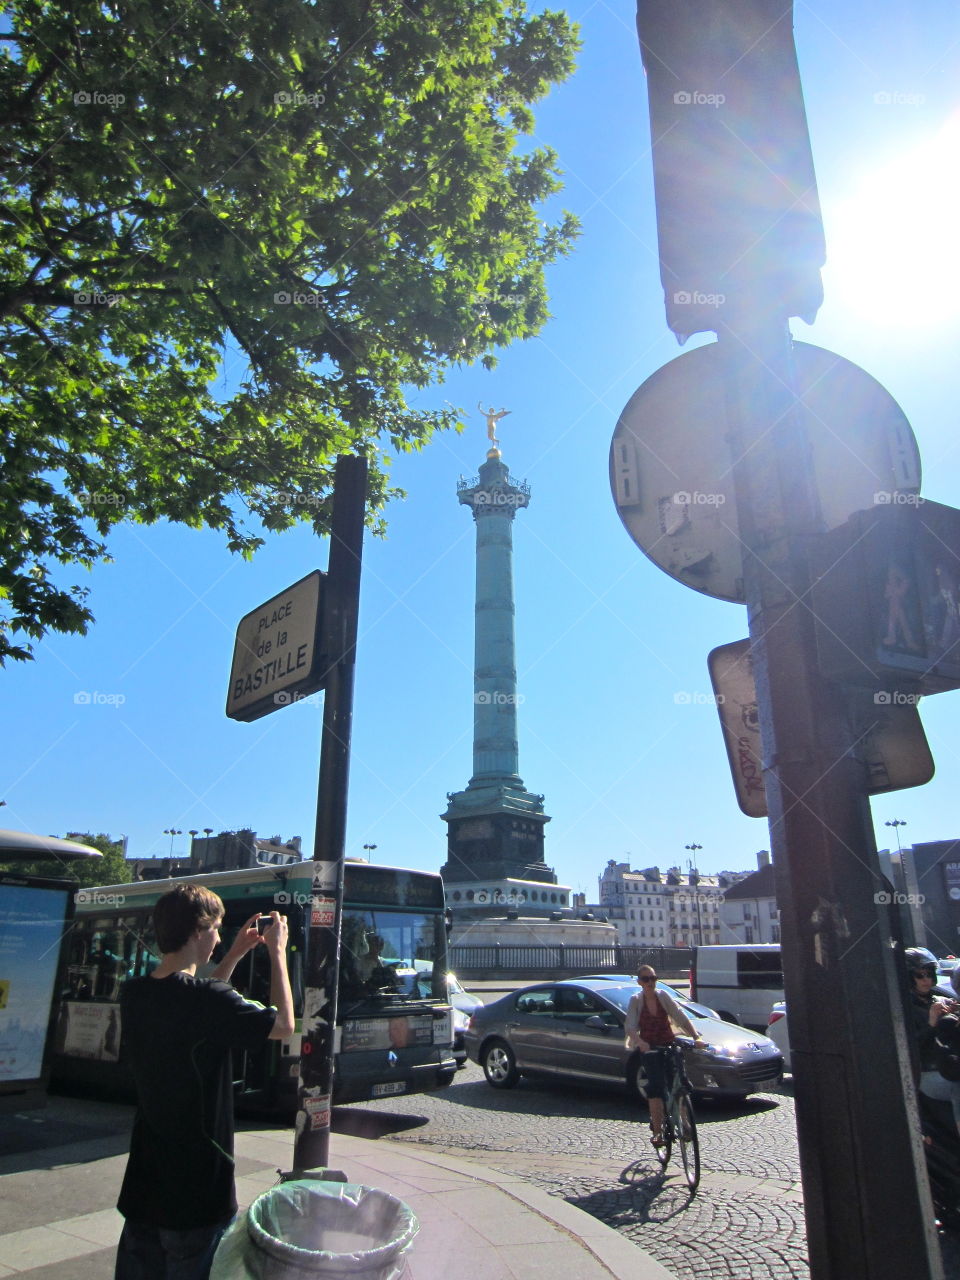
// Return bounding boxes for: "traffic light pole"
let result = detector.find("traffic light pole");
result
[721,311,941,1279]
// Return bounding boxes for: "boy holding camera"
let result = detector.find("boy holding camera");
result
[115,885,293,1280]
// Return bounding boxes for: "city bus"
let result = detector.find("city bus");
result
[50,860,456,1110]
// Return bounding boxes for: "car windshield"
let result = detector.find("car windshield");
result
[592,981,708,1025]
[589,983,637,1014]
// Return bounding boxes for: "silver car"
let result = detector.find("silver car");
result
[465,976,783,1101]
[412,967,482,1069]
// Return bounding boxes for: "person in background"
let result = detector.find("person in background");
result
[356,933,398,990]
[624,964,702,1148]
[907,947,960,1132]
[114,885,293,1280]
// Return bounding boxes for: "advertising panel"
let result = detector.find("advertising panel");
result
[340,1015,434,1053]
[0,882,71,1086]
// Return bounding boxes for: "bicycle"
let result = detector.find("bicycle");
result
[650,1041,701,1194]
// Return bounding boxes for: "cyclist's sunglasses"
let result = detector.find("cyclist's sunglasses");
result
[913,965,937,979]
[638,975,657,983]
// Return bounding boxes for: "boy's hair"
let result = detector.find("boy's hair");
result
[152,884,224,954]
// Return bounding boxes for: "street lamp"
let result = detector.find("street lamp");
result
[163,828,182,856]
[363,844,378,861]
[685,843,703,946]
[885,819,907,854]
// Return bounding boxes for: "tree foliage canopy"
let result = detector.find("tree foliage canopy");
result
[0,0,580,661]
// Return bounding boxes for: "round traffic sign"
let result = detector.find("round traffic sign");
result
[610,342,921,602]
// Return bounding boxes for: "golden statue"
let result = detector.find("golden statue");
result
[478,401,511,451]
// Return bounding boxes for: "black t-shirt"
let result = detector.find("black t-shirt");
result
[117,972,276,1229]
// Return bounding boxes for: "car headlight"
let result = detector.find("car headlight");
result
[698,1042,739,1059]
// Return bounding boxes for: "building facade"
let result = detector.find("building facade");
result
[716,862,780,944]
[598,860,752,947]
[126,830,303,880]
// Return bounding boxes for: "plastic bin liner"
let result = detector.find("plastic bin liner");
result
[211,1180,419,1280]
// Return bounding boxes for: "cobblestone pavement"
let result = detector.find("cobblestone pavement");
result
[337,1065,960,1280]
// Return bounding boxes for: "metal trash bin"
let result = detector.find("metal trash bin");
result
[211,1180,419,1280]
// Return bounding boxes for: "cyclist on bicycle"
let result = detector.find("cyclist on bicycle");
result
[624,964,703,1147]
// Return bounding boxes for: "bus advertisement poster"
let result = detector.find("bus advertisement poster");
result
[59,1002,120,1062]
[340,1015,433,1053]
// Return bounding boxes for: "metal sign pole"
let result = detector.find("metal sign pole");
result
[631,2,943,1268]
[290,453,368,1176]
[722,314,940,1278]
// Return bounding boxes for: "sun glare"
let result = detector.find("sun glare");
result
[823,113,960,332]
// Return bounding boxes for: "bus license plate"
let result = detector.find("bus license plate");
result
[372,1081,407,1098]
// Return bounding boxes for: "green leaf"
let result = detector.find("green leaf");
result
[0,0,580,662]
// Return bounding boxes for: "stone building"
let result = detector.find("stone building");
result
[598,859,755,947]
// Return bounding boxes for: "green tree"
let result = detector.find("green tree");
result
[0,0,580,662]
[0,831,131,884]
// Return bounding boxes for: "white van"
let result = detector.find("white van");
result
[690,944,784,1032]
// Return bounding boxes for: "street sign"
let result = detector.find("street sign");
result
[709,639,934,816]
[707,640,765,817]
[226,570,327,722]
[611,342,920,602]
[848,688,935,795]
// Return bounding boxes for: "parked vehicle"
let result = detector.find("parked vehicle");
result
[451,1006,470,1068]
[465,977,783,1101]
[447,972,483,1017]
[443,973,482,1069]
[766,1001,791,1071]
[691,944,784,1031]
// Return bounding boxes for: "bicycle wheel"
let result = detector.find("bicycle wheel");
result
[676,1094,701,1193]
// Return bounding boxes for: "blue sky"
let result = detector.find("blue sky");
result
[3,0,960,897]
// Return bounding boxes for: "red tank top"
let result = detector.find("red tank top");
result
[639,996,674,1047]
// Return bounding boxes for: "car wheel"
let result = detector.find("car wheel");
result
[627,1055,648,1105]
[482,1038,519,1088]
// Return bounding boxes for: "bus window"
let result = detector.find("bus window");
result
[132,917,160,978]
[339,910,441,1001]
